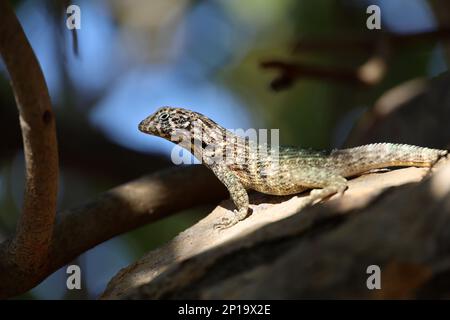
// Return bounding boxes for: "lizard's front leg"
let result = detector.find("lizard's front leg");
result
[209,164,249,230]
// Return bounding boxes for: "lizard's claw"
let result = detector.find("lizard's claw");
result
[213,211,240,230]
[213,217,238,230]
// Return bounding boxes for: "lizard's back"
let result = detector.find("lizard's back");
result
[229,143,447,196]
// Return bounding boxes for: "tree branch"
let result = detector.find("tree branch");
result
[0,0,59,274]
[261,61,366,90]
[264,28,450,91]
[0,165,226,298]
[101,160,450,299]
[261,56,387,90]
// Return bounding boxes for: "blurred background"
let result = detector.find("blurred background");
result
[0,0,449,299]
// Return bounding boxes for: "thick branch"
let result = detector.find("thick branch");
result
[0,165,227,298]
[0,1,59,272]
[101,160,450,299]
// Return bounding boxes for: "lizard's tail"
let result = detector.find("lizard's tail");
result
[330,143,448,177]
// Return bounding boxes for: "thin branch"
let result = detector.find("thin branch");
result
[0,165,227,298]
[261,60,383,90]
[265,28,450,91]
[0,0,59,273]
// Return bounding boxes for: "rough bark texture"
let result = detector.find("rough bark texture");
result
[0,0,59,293]
[102,72,450,299]
[102,161,450,299]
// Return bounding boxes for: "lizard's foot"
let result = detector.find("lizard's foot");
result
[309,184,347,203]
[213,214,239,230]
[293,184,348,213]
[213,208,249,231]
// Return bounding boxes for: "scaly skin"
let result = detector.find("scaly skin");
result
[139,107,448,229]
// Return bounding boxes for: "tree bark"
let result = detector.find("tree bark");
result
[0,0,59,284]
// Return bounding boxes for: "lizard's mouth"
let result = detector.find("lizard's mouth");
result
[138,118,154,135]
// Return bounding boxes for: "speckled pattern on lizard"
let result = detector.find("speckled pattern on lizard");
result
[139,107,447,229]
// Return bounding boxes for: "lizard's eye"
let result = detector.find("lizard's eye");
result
[158,112,170,121]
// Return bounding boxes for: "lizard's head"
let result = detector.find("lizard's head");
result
[140,107,243,164]
[139,107,191,141]
[139,107,215,143]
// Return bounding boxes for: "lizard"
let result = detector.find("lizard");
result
[138,106,448,229]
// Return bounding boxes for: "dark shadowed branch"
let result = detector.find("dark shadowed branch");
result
[0,164,226,298]
[260,60,380,90]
